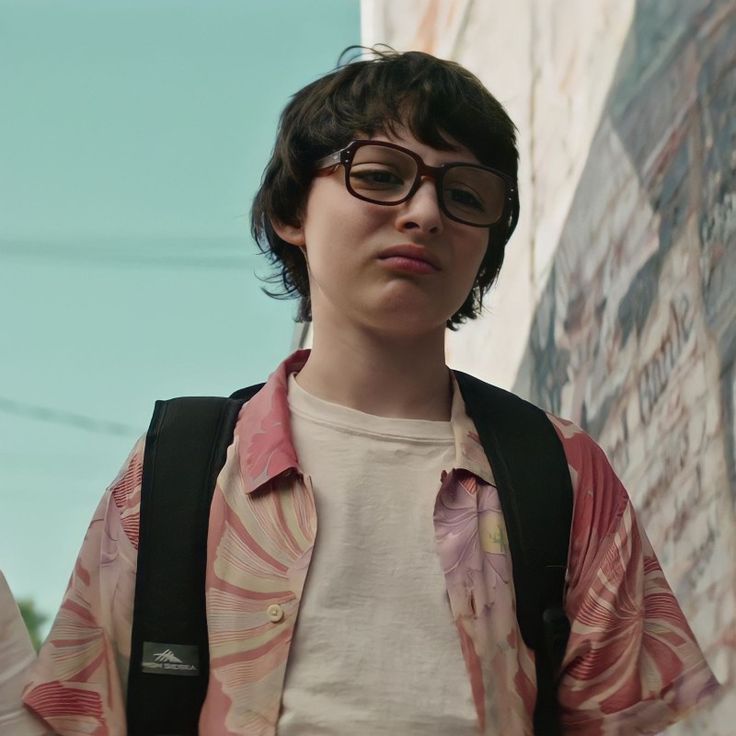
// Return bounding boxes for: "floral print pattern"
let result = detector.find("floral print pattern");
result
[23,350,719,735]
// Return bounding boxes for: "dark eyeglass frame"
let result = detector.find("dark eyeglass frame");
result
[314,139,517,228]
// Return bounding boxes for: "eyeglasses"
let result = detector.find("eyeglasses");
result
[314,140,515,228]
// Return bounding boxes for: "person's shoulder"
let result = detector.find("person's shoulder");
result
[543,411,631,554]
[105,434,146,548]
[544,412,619,485]
[544,411,596,451]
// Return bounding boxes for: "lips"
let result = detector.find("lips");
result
[377,244,440,270]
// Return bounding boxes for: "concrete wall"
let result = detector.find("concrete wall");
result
[362,0,735,732]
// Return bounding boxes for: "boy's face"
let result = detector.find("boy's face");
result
[275,127,491,339]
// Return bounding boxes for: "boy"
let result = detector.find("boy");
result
[23,48,718,735]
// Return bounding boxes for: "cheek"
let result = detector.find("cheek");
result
[458,235,490,284]
[303,200,389,257]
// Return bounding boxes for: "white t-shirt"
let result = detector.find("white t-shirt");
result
[277,373,477,735]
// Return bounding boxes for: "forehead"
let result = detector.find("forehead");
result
[363,127,481,166]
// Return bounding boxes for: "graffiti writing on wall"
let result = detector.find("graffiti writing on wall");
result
[637,294,694,424]
[514,2,736,729]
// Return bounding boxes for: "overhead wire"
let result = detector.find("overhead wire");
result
[0,240,259,269]
[0,397,140,437]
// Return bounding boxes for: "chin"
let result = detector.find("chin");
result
[364,310,449,338]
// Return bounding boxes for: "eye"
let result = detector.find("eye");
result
[447,186,485,211]
[350,165,406,189]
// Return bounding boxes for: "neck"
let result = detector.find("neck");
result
[295,323,452,421]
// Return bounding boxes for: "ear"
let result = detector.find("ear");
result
[271,218,306,247]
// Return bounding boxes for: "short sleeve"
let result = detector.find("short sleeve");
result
[548,416,721,735]
[22,438,144,736]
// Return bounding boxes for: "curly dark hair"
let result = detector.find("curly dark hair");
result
[251,46,520,330]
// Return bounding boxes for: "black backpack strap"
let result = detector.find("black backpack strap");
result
[127,384,264,736]
[453,371,573,736]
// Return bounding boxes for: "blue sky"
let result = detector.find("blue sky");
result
[0,0,360,628]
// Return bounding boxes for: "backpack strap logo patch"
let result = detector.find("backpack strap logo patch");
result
[141,642,199,676]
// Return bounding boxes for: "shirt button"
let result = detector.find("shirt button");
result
[267,603,284,623]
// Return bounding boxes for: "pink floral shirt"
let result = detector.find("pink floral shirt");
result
[23,349,719,735]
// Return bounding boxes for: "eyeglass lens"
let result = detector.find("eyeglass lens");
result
[348,144,506,226]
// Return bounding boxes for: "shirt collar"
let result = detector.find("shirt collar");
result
[237,348,494,494]
[236,348,310,494]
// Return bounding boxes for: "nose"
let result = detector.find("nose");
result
[394,176,443,235]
